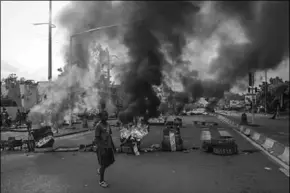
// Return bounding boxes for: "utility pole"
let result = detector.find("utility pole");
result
[48,0,52,81]
[251,72,255,124]
[264,70,267,114]
[248,72,255,124]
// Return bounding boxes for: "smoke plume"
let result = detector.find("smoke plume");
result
[179,1,289,104]
[118,2,200,122]
[209,1,289,87]
[29,1,289,126]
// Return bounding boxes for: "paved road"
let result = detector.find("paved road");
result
[1,115,289,193]
[218,112,289,146]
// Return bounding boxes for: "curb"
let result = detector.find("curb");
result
[218,112,289,120]
[54,129,91,139]
[209,113,289,168]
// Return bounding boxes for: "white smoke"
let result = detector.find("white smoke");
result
[28,42,116,127]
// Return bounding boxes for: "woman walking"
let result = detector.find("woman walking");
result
[95,110,116,188]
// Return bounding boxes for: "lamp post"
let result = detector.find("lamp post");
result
[32,0,54,81]
[264,70,268,114]
[32,0,55,129]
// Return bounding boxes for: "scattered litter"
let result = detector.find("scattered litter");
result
[183,147,200,153]
[84,184,88,187]
[172,170,175,173]
[61,158,64,160]
[264,167,272,171]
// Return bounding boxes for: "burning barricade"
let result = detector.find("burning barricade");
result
[119,120,149,156]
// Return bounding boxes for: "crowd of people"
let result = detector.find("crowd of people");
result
[0,108,30,128]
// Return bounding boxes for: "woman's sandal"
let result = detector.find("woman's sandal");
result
[99,181,109,188]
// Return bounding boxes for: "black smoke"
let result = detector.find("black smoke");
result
[57,1,125,68]
[118,2,200,123]
[56,1,289,119]
[182,1,289,105]
[210,1,289,86]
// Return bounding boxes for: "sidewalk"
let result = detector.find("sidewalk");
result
[221,113,289,146]
[218,110,289,120]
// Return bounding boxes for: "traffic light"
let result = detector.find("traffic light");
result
[248,87,251,93]
[255,87,258,93]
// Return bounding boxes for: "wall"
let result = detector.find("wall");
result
[19,84,38,110]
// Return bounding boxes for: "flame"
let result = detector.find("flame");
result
[28,43,115,127]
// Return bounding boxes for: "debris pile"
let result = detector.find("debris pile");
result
[119,121,149,156]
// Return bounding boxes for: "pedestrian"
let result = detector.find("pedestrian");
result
[26,121,35,152]
[16,109,22,125]
[2,108,10,127]
[95,110,116,188]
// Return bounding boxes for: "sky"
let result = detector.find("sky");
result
[1,1,289,91]
[1,1,69,81]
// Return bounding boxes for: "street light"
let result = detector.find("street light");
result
[32,23,56,28]
[32,0,53,81]
[33,1,55,129]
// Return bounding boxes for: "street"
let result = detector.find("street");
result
[1,115,289,193]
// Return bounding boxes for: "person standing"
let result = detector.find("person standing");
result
[95,110,116,188]
[26,121,35,152]
[16,109,22,125]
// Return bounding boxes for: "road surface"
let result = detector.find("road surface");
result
[1,115,289,193]
[218,112,289,146]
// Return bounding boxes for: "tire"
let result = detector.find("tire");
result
[212,144,238,155]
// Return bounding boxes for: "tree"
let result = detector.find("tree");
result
[256,76,289,113]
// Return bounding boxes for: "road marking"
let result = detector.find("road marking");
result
[231,126,289,177]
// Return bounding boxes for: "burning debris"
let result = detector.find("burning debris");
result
[119,118,149,155]
[118,2,200,122]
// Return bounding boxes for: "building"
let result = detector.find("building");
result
[19,82,38,110]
